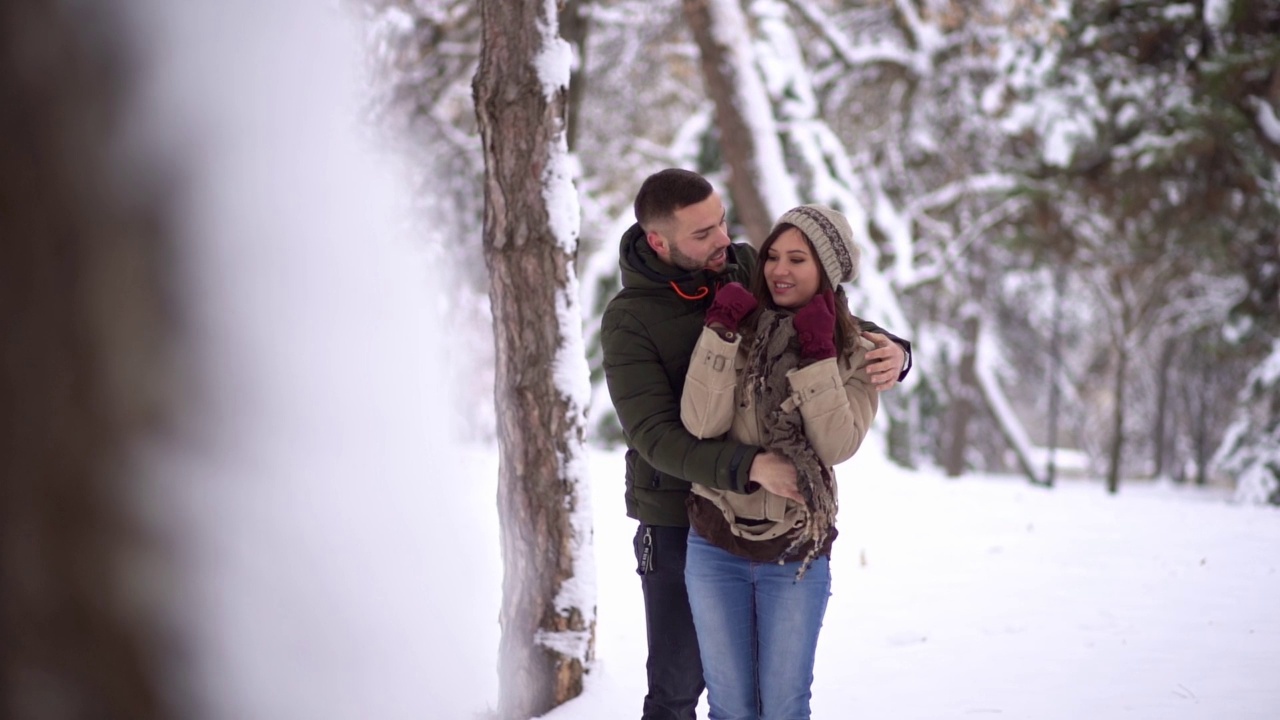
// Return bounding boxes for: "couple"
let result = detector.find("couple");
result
[600,168,912,720]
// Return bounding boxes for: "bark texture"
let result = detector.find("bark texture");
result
[473,2,593,718]
[0,2,168,718]
[682,0,776,245]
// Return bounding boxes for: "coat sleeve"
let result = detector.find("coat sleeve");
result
[601,307,757,493]
[782,344,879,466]
[681,326,741,439]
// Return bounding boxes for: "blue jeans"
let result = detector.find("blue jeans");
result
[685,528,832,720]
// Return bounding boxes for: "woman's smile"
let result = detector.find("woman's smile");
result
[764,228,820,308]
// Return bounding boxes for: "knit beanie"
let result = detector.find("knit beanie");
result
[773,204,859,286]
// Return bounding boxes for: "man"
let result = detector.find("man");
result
[600,169,912,720]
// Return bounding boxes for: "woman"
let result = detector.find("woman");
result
[680,204,878,720]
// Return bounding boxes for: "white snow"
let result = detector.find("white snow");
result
[1204,0,1232,29]
[1163,3,1198,21]
[535,0,573,101]
[547,276,597,663]
[544,149,583,255]
[447,438,1280,720]
[1248,96,1280,146]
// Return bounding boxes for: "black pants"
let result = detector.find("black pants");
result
[634,523,704,720]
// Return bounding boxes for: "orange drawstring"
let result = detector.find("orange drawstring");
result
[669,281,709,300]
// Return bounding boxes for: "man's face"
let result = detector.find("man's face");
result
[648,192,731,273]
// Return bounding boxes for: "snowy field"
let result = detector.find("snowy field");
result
[439,438,1280,720]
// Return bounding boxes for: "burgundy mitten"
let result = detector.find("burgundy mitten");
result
[704,282,758,333]
[794,290,837,360]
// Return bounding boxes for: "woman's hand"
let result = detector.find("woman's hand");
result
[704,282,757,333]
[794,290,837,360]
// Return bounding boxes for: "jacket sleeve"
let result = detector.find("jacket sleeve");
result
[681,326,741,438]
[601,308,757,493]
[857,319,914,382]
[782,345,879,466]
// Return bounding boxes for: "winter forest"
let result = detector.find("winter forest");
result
[2,0,1278,719]
[374,0,1280,498]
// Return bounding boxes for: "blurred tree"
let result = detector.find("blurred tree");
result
[0,0,170,717]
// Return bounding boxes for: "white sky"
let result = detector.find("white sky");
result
[125,1,1279,718]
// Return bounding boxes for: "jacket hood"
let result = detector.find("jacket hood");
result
[618,222,748,297]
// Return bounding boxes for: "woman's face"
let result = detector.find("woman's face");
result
[763,227,821,309]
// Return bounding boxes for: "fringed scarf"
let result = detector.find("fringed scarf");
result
[742,308,839,579]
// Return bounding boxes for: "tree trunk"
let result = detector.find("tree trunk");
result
[473,2,595,718]
[1152,338,1175,478]
[1106,344,1128,494]
[682,0,785,244]
[1193,347,1213,486]
[944,313,980,477]
[0,2,167,718]
[560,0,590,153]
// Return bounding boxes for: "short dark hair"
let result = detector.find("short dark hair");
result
[633,169,714,231]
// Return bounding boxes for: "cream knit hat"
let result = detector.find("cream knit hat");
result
[773,204,859,286]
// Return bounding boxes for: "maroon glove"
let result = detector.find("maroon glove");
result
[794,290,837,360]
[705,282,757,333]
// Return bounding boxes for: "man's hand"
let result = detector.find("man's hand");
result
[861,331,905,391]
[749,452,802,503]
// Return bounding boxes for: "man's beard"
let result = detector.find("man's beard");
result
[669,243,719,273]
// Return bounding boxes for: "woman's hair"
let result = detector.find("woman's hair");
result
[747,223,860,355]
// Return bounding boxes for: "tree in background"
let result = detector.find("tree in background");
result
[1038,0,1280,493]
[372,0,1280,502]
[473,1,596,717]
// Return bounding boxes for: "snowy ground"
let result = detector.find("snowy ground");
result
[440,437,1279,720]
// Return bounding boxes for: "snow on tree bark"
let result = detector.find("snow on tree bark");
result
[473,1,596,717]
[682,0,796,244]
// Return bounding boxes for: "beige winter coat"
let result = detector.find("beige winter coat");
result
[680,325,879,541]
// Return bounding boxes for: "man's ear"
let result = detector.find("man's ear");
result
[646,229,669,259]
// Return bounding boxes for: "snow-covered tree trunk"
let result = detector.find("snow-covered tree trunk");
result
[473,1,595,718]
[1216,339,1280,505]
[682,0,796,244]
[0,2,166,717]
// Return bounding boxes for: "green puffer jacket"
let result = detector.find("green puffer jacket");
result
[601,224,760,527]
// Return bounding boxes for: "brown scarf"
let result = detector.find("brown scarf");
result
[742,309,838,579]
